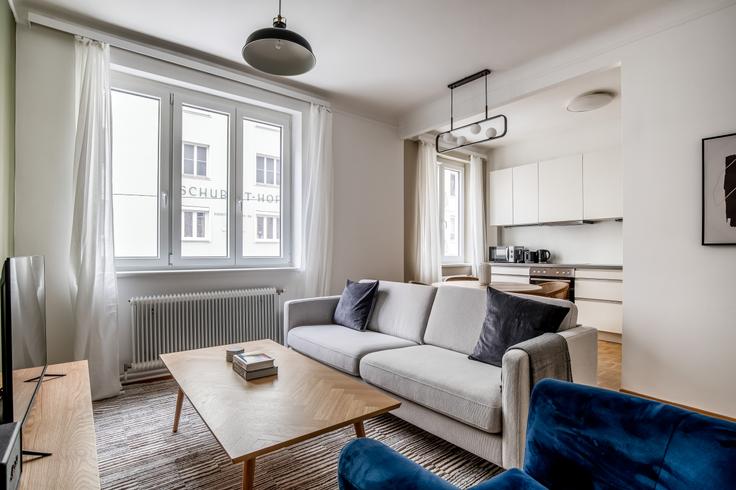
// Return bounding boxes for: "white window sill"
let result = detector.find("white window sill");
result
[116,266,300,277]
[442,262,471,267]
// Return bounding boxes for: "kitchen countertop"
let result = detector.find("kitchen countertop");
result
[488,262,623,270]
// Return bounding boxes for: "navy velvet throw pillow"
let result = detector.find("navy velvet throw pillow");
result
[333,280,379,331]
[469,287,570,367]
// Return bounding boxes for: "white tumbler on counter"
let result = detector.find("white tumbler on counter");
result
[478,263,492,286]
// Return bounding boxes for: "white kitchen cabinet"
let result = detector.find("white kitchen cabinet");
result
[491,266,530,284]
[583,147,623,220]
[575,267,624,336]
[512,163,539,225]
[488,168,513,226]
[576,299,623,334]
[538,154,583,223]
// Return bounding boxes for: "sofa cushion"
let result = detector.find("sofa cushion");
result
[360,280,437,344]
[287,325,416,376]
[469,288,570,367]
[424,286,578,355]
[333,279,379,331]
[360,345,503,433]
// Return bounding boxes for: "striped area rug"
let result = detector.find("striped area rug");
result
[94,380,503,489]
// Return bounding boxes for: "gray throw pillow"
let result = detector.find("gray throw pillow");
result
[469,287,570,367]
[333,279,379,331]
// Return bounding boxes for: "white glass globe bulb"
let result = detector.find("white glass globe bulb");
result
[455,135,467,145]
[485,127,498,139]
[469,123,481,135]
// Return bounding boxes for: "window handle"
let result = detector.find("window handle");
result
[237,198,243,215]
[161,191,168,208]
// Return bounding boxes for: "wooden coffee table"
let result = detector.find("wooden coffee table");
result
[160,339,400,490]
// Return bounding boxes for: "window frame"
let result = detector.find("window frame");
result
[236,107,292,266]
[439,161,466,264]
[111,72,294,271]
[110,75,171,269]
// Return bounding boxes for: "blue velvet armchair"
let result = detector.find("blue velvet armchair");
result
[338,379,736,490]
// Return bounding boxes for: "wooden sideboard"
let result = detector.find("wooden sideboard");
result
[19,360,100,489]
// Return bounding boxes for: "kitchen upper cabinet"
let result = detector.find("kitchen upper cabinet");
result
[512,163,539,225]
[583,147,623,220]
[538,154,583,223]
[488,168,513,226]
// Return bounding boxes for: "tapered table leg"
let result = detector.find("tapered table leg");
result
[242,458,256,490]
[353,421,366,438]
[173,387,184,433]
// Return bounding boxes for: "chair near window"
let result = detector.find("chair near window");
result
[443,275,479,282]
[530,281,570,299]
[408,280,430,286]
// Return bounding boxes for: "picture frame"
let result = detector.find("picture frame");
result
[702,132,736,245]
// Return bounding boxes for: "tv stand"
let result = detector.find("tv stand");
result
[21,449,51,461]
[19,360,100,489]
[23,373,66,383]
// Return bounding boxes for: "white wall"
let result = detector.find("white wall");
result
[401,0,736,417]
[15,25,76,363]
[491,116,623,265]
[619,6,736,416]
[501,221,622,265]
[331,111,404,292]
[14,25,404,369]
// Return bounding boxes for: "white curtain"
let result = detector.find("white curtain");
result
[413,141,442,284]
[467,155,486,275]
[69,38,121,400]
[303,104,334,297]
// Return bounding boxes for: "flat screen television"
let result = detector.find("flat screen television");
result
[0,256,47,425]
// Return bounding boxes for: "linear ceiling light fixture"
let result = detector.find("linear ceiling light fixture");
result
[242,0,316,76]
[435,69,507,153]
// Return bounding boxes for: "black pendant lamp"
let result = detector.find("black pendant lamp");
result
[242,0,316,76]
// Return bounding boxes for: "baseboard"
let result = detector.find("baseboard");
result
[619,389,735,422]
[598,331,621,344]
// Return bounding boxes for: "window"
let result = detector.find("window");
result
[439,163,465,263]
[182,209,209,240]
[256,154,281,185]
[256,215,280,241]
[111,72,293,270]
[183,143,208,177]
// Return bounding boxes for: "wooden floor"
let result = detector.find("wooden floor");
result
[597,340,622,391]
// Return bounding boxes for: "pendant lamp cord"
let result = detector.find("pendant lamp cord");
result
[278,0,282,16]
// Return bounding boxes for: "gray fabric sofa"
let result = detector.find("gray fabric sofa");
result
[283,281,597,469]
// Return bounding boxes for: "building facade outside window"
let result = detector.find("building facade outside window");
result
[182,209,209,240]
[183,142,208,177]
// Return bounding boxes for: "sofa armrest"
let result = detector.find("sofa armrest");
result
[558,326,598,386]
[469,469,546,490]
[500,349,531,470]
[283,295,341,345]
[338,438,458,490]
[500,326,598,469]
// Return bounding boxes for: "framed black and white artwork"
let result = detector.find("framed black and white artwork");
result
[702,132,736,245]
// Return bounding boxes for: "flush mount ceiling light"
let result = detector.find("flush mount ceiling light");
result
[566,90,615,112]
[435,70,508,153]
[242,0,316,76]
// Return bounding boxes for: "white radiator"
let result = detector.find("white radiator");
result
[128,287,281,372]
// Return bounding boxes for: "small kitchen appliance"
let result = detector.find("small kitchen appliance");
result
[489,246,526,263]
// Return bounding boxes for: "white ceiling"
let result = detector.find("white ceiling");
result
[19,0,669,122]
[463,67,621,149]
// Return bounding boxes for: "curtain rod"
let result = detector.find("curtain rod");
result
[25,11,331,108]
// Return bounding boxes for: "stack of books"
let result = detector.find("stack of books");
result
[233,352,278,381]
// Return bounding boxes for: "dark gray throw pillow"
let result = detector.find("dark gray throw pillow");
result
[333,279,379,331]
[469,287,570,367]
